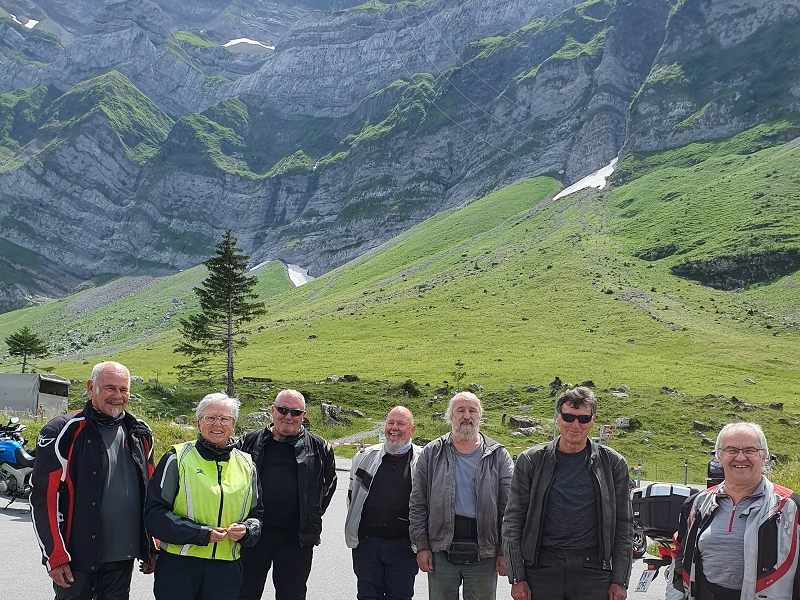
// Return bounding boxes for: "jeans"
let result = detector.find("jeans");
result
[352,536,418,600]
[154,552,242,600]
[238,529,314,600]
[427,551,497,600]
[53,560,133,600]
[525,548,611,600]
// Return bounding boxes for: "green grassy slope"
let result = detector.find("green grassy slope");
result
[1,124,799,479]
[0,260,292,364]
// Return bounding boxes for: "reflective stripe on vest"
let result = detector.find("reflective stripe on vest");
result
[161,441,254,561]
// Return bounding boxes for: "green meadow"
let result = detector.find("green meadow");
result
[2,121,799,483]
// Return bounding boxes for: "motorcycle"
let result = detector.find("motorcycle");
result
[0,416,36,507]
[630,482,699,593]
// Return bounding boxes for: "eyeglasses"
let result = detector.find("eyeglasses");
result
[274,405,305,417]
[560,413,593,424]
[202,415,234,425]
[720,446,763,456]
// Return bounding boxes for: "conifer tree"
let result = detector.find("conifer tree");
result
[175,229,266,395]
[5,326,50,373]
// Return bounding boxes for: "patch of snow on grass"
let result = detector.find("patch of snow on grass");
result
[287,264,314,287]
[553,157,618,201]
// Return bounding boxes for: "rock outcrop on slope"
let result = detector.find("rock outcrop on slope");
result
[0,0,798,312]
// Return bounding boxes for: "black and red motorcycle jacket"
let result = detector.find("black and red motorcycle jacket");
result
[30,401,156,572]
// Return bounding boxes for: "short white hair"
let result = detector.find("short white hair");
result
[196,392,240,421]
[91,361,130,387]
[444,391,482,421]
[714,422,769,461]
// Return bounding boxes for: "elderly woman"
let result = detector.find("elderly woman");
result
[145,393,262,600]
[671,422,800,600]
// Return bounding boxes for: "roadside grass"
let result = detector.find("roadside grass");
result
[773,458,800,491]
[1,125,799,476]
[14,373,799,483]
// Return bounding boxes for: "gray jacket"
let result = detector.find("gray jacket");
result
[502,438,633,587]
[409,433,513,559]
[673,477,800,600]
[345,442,423,548]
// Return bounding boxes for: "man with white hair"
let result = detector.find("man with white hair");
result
[31,361,156,600]
[672,421,800,600]
[409,392,514,600]
[345,406,422,600]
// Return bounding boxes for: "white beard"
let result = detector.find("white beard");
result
[384,438,411,454]
[453,422,478,440]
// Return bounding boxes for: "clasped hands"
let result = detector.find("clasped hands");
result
[209,522,247,542]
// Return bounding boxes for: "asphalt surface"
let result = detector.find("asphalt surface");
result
[0,460,668,599]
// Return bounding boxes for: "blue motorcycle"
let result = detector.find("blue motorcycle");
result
[0,416,35,507]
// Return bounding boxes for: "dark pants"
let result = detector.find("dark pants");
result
[54,560,133,600]
[352,536,419,600]
[525,548,611,600]
[238,529,313,600]
[697,573,741,600]
[153,551,242,600]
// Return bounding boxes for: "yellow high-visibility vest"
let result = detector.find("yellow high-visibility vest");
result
[161,441,254,560]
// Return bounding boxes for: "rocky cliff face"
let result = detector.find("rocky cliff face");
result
[625,0,800,152]
[230,0,576,117]
[0,0,798,312]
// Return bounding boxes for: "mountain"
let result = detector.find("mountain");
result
[2,125,798,471]
[0,0,799,312]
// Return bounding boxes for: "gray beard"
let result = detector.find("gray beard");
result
[384,438,410,454]
[453,423,479,440]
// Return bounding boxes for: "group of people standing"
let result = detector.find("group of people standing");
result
[28,360,800,600]
[30,362,336,600]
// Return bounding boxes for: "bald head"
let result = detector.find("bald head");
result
[384,405,415,454]
[275,389,305,408]
[271,389,307,440]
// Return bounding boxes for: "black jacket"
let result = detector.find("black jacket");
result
[30,401,155,572]
[238,426,336,546]
[502,438,633,587]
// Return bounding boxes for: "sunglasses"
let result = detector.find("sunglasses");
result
[274,405,306,417]
[560,413,592,424]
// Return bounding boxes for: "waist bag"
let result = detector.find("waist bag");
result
[444,540,480,565]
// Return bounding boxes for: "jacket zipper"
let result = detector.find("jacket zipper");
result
[213,461,224,559]
[590,461,605,564]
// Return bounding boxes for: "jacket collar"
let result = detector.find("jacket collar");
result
[546,436,598,460]
[81,400,144,433]
[443,431,503,457]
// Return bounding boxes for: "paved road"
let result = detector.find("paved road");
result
[0,465,667,599]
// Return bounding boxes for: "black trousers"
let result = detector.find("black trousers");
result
[525,548,611,600]
[54,560,133,600]
[153,551,242,600]
[697,573,741,600]
[238,529,314,600]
